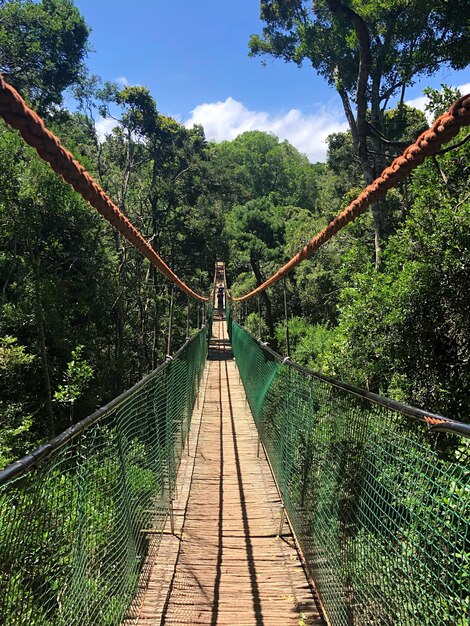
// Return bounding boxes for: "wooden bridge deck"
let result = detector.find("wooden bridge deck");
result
[129,317,324,626]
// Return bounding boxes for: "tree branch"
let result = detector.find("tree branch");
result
[365,121,409,148]
[325,0,372,176]
[335,78,359,146]
[435,132,470,156]
[173,164,192,182]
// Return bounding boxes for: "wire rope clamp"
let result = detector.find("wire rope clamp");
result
[282,356,291,364]
[165,354,174,361]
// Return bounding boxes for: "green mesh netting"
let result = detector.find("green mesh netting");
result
[228,311,470,626]
[0,323,210,626]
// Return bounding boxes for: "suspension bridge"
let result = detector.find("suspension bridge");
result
[0,77,469,626]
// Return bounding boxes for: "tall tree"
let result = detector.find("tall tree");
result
[218,131,320,339]
[0,0,89,112]
[249,0,470,263]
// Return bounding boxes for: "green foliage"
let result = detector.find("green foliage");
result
[214,130,318,208]
[0,0,90,112]
[323,129,470,417]
[0,336,35,371]
[0,337,36,466]
[424,84,464,120]
[244,311,268,338]
[275,316,336,370]
[54,345,94,418]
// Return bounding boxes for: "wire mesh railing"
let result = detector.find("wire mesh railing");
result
[0,321,211,626]
[227,309,470,626]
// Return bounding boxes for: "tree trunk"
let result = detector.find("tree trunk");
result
[250,253,274,340]
[35,276,54,438]
[328,0,386,269]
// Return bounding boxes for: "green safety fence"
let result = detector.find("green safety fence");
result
[228,309,470,626]
[0,321,211,626]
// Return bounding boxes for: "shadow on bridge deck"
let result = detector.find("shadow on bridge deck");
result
[207,337,232,362]
[128,319,324,626]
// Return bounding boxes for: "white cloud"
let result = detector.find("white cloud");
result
[115,76,129,87]
[406,83,470,123]
[184,97,348,162]
[95,117,118,141]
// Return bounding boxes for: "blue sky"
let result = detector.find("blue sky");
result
[73,0,469,162]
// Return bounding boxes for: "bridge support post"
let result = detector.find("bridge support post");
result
[167,285,175,357]
[278,505,286,537]
[283,278,291,358]
[186,296,190,339]
[169,497,175,535]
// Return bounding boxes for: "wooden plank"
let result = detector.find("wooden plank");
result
[124,318,325,626]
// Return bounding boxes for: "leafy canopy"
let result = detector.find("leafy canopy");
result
[0,0,90,111]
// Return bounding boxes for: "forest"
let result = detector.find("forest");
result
[0,0,469,468]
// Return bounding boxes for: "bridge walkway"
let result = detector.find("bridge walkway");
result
[130,316,324,625]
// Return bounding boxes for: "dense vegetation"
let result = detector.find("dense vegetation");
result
[0,0,469,469]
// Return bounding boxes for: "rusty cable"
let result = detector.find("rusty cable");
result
[0,75,209,302]
[230,93,470,302]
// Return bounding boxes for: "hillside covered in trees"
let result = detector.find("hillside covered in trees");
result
[0,0,469,467]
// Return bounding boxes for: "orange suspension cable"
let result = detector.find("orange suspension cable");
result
[231,93,470,302]
[0,75,209,302]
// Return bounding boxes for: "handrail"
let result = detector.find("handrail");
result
[230,316,470,439]
[228,309,469,626]
[0,327,208,485]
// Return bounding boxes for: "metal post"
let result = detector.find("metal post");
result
[257,295,261,339]
[167,285,175,357]
[186,296,190,339]
[197,301,200,329]
[283,278,291,358]
[257,434,261,458]
[278,504,286,536]
[169,498,175,535]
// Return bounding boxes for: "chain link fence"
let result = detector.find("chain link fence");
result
[0,322,210,625]
[228,310,469,626]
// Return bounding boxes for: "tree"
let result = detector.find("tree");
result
[226,197,286,338]
[0,118,117,438]
[0,0,89,112]
[54,344,94,423]
[325,126,470,418]
[217,131,320,339]
[249,0,470,263]
[214,130,318,209]
[95,83,218,376]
